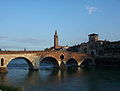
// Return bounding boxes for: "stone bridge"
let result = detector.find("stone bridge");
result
[0,50,94,73]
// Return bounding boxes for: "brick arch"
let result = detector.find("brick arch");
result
[66,58,78,67]
[6,57,34,70]
[40,56,59,68]
[79,58,95,66]
[41,55,58,61]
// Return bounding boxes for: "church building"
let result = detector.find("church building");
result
[45,30,69,50]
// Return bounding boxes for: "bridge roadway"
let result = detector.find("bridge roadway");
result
[0,50,94,73]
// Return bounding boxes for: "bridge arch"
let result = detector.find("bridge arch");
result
[7,57,34,70]
[66,58,78,67]
[40,56,59,69]
[80,58,94,67]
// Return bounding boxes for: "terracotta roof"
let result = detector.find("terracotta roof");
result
[88,33,98,36]
[104,41,120,45]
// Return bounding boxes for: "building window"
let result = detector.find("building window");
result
[1,58,4,66]
[91,51,94,56]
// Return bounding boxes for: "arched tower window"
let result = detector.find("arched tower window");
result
[1,58,4,66]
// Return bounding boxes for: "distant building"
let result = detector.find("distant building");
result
[103,41,120,56]
[45,30,69,51]
[67,33,109,56]
[67,44,80,52]
[54,30,59,49]
[78,42,89,54]
[87,33,108,56]
[67,33,99,55]
[46,31,120,57]
[88,33,99,55]
[24,48,26,51]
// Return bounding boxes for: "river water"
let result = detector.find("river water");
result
[1,59,120,91]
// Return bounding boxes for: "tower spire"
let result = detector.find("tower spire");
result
[55,30,57,35]
[54,30,58,48]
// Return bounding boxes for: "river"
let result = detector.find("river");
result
[0,59,120,91]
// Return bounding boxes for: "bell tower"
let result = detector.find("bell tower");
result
[54,30,58,48]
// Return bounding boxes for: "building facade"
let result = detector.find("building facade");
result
[68,33,101,55]
[103,41,120,56]
[68,33,120,57]
[46,32,120,57]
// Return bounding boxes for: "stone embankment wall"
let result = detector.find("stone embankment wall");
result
[95,56,120,66]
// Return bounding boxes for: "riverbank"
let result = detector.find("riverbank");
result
[95,57,120,66]
[0,85,23,91]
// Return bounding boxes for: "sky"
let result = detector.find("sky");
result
[0,0,120,50]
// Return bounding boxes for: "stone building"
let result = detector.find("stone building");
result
[87,33,108,56]
[67,33,108,56]
[67,33,99,55]
[67,44,80,52]
[45,30,69,51]
[54,30,59,49]
[103,41,120,56]
[68,33,120,57]
[46,31,120,57]
[88,33,99,55]
[78,42,89,54]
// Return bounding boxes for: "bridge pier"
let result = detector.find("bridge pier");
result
[0,67,7,73]
[29,67,39,71]
[29,58,40,71]
[59,61,67,70]
[29,62,39,71]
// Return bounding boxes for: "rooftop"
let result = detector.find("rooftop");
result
[88,33,98,36]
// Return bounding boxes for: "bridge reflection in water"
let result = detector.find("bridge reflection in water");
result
[1,59,120,91]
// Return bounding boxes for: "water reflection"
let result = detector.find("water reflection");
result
[0,73,8,85]
[1,60,120,91]
[66,67,78,74]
